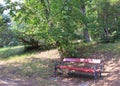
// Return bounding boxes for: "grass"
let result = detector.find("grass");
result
[0,46,59,86]
[0,46,25,59]
[75,42,120,57]
[0,42,120,85]
[94,42,120,53]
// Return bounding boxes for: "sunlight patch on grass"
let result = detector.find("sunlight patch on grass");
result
[96,42,120,53]
[0,46,23,52]
[0,46,25,59]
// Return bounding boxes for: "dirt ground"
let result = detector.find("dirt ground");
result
[91,51,120,86]
[0,49,120,86]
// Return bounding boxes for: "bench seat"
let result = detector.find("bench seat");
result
[57,66,100,73]
[63,58,102,64]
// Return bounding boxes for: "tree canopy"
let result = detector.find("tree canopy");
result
[1,0,120,56]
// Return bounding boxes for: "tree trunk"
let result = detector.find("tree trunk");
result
[103,12,109,42]
[83,27,91,42]
[80,0,91,42]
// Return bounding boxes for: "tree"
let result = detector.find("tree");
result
[80,0,91,42]
[93,0,120,42]
[5,0,120,58]
[0,4,15,47]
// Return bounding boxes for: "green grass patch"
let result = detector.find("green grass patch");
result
[75,42,120,57]
[0,46,25,59]
[94,42,120,53]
